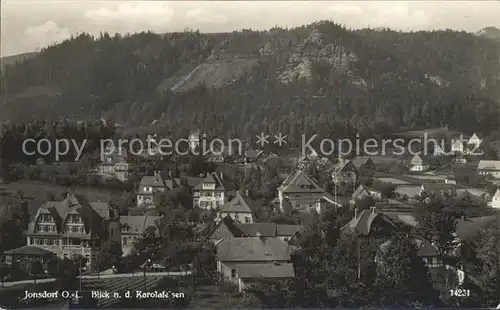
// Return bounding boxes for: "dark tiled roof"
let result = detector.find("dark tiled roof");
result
[26,194,108,238]
[3,245,56,256]
[351,156,373,168]
[220,191,252,213]
[341,207,398,236]
[421,183,456,193]
[278,170,324,194]
[237,262,295,279]
[379,238,439,257]
[216,237,291,262]
[193,172,226,191]
[120,215,162,235]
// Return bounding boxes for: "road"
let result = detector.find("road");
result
[0,270,192,288]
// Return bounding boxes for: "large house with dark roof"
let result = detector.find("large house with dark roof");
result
[207,216,303,244]
[278,170,340,214]
[216,237,295,292]
[193,172,230,210]
[136,171,185,208]
[332,159,359,185]
[24,193,121,268]
[340,207,399,243]
[216,191,254,223]
[119,215,162,256]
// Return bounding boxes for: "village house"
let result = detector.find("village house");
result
[119,215,162,256]
[136,171,185,208]
[351,156,377,174]
[278,170,340,214]
[340,207,399,244]
[22,193,121,269]
[215,191,254,224]
[376,237,442,269]
[351,184,383,203]
[332,159,359,185]
[491,189,500,209]
[216,237,295,292]
[94,146,131,182]
[466,133,482,154]
[419,183,457,199]
[477,160,500,179]
[451,135,468,154]
[409,154,429,172]
[207,216,303,244]
[432,144,446,156]
[2,246,57,272]
[193,172,228,210]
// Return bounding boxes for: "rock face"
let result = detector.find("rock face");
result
[277,28,358,84]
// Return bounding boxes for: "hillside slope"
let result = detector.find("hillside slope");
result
[0,52,39,69]
[1,22,500,142]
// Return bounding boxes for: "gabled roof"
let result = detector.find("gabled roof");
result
[478,160,500,171]
[120,215,162,235]
[26,193,107,238]
[237,262,295,279]
[494,189,500,199]
[245,149,263,159]
[216,237,291,262]
[333,159,357,175]
[411,154,423,164]
[352,185,371,200]
[341,207,398,236]
[220,191,252,213]
[379,238,439,257]
[351,156,374,168]
[206,216,304,239]
[194,172,226,191]
[3,245,56,256]
[278,170,324,194]
[421,183,456,193]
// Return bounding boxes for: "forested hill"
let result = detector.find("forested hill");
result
[2,21,500,142]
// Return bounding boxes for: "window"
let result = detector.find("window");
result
[234,213,239,220]
[123,237,128,245]
[110,228,114,237]
[52,239,58,246]
[284,237,289,242]
[245,217,251,223]
[214,192,221,197]
[43,239,49,245]
[231,269,236,278]
[72,226,78,233]
[36,239,42,245]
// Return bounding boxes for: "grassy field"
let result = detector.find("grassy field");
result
[0,181,122,215]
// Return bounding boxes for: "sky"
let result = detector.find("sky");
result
[1,1,500,56]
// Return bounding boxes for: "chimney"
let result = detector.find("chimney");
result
[153,171,157,176]
[169,170,172,178]
[354,208,358,219]
[245,189,249,196]
[220,172,223,180]
[371,206,377,214]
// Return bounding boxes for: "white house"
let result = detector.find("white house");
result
[492,189,500,209]
[409,155,429,172]
[188,129,201,153]
[216,191,254,223]
[468,133,482,149]
[477,160,500,179]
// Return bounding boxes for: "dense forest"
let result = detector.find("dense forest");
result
[1,21,500,144]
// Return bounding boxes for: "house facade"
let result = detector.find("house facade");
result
[24,193,121,269]
[332,159,359,185]
[340,207,399,244]
[409,154,429,172]
[419,183,457,199]
[216,191,254,223]
[351,185,383,203]
[477,160,500,179]
[216,237,295,292]
[119,215,162,256]
[96,146,131,182]
[491,189,500,209]
[278,170,339,214]
[207,216,303,244]
[193,172,227,210]
[188,129,201,153]
[136,171,184,208]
